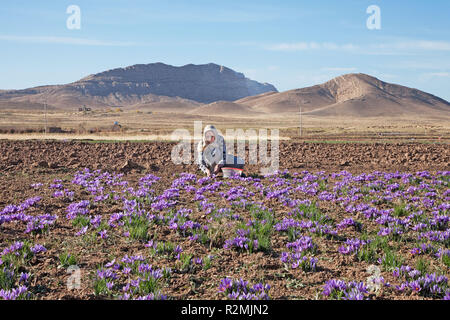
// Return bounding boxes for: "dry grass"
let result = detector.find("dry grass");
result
[1,108,449,141]
[0,133,291,141]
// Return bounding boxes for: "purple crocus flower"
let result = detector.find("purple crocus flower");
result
[75,226,88,236]
[30,244,47,254]
[98,230,108,239]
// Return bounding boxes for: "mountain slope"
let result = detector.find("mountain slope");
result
[188,101,264,116]
[236,73,450,118]
[1,70,448,119]
[0,63,278,109]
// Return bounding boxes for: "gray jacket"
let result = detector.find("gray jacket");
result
[197,125,226,174]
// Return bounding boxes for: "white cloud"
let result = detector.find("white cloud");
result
[265,40,450,54]
[0,35,137,46]
[425,72,450,77]
[267,65,279,71]
[321,67,357,72]
[265,42,359,52]
[372,41,450,51]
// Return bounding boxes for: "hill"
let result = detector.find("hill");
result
[188,101,263,116]
[0,63,277,109]
[236,73,450,118]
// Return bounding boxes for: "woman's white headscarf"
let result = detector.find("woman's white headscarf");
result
[197,125,225,166]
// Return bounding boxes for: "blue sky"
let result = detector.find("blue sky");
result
[1,0,449,100]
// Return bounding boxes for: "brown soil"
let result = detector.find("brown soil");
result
[0,140,448,175]
[0,140,448,300]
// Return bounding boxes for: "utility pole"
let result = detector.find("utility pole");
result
[299,105,302,137]
[44,99,48,135]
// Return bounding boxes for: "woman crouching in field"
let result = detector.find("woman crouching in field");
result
[197,125,244,177]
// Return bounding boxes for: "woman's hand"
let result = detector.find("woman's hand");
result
[214,164,223,174]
